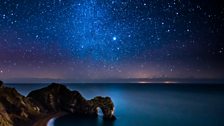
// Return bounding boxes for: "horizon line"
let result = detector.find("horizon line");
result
[2,77,224,84]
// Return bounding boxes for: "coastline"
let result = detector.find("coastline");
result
[0,82,116,126]
[32,112,67,126]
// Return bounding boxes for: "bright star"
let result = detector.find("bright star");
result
[113,37,117,41]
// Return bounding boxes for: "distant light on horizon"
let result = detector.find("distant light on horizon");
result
[164,81,178,84]
[138,81,178,84]
[138,81,149,84]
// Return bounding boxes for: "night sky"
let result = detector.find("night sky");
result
[0,0,224,82]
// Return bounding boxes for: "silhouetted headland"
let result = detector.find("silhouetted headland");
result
[0,80,116,126]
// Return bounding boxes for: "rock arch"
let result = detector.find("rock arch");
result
[90,96,116,120]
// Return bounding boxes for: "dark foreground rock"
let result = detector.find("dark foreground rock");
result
[0,82,41,126]
[0,80,3,88]
[0,81,116,126]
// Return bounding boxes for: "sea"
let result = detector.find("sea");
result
[6,83,224,126]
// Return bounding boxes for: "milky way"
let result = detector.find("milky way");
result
[0,0,224,82]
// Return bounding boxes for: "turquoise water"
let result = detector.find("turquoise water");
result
[6,84,224,126]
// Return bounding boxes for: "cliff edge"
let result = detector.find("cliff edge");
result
[0,81,116,126]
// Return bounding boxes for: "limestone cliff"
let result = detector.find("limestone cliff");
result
[0,81,41,126]
[0,81,116,126]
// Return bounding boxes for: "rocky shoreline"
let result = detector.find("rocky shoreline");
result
[0,80,116,126]
[32,112,66,126]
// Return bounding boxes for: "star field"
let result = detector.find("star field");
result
[0,0,224,81]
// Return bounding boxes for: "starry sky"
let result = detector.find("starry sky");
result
[0,0,224,82]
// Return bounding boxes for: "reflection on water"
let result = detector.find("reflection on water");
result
[53,115,114,126]
[47,118,56,126]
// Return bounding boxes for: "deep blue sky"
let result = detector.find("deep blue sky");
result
[0,0,224,82]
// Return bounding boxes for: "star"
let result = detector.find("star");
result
[113,37,117,41]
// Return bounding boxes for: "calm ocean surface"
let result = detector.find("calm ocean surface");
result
[6,83,224,126]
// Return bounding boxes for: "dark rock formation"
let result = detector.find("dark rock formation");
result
[89,96,116,120]
[0,81,116,126]
[0,80,3,88]
[27,83,116,120]
[0,82,41,126]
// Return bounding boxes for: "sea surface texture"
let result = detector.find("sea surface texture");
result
[7,84,224,126]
